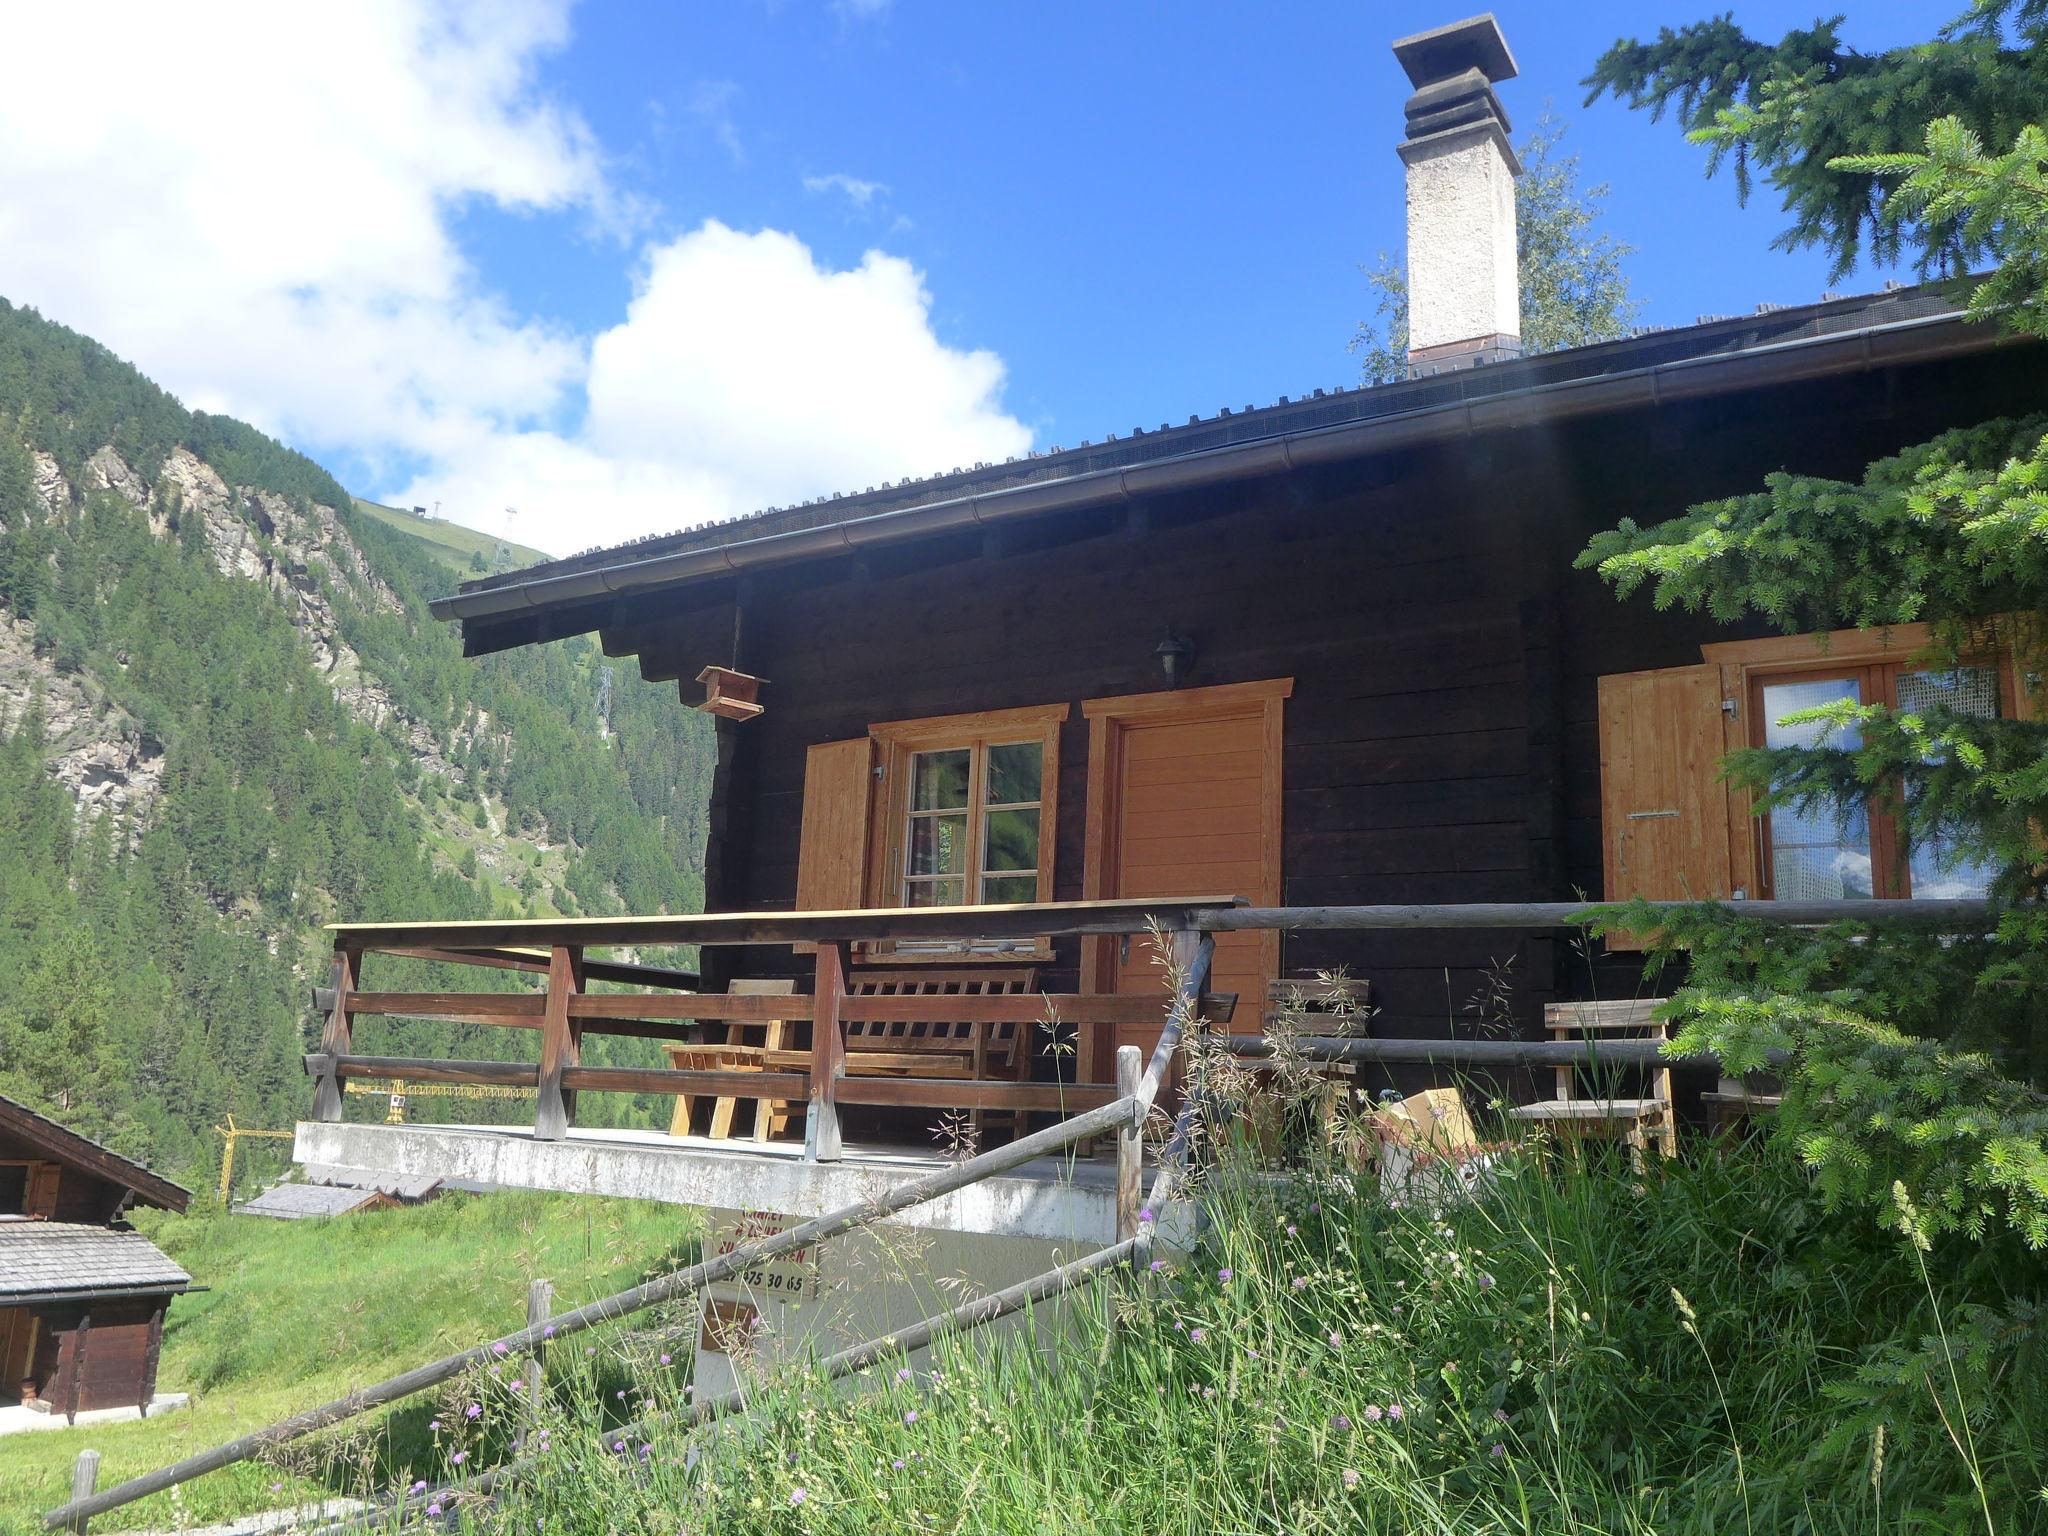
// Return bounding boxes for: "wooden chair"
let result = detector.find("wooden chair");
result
[841,967,1040,1141]
[1507,999,1678,1164]
[664,979,798,1142]
[1247,974,1375,1148]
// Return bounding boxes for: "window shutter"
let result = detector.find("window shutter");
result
[795,738,876,912]
[1597,664,1734,943]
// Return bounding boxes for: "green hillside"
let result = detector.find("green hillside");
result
[0,296,716,1185]
[352,497,551,577]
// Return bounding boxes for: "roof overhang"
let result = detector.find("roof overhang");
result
[0,1096,190,1213]
[434,309,2025,653]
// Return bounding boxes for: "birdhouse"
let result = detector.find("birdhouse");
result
[695,666,765,721]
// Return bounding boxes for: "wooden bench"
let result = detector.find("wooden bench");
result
[840,967,1039,1140]
[1507,999,1677,1165]
[1263,974,1375,1034]
[664,979,798,1142]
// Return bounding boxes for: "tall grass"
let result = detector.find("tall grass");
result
[0,1191,696,1532]
[424,1142,2046,1535]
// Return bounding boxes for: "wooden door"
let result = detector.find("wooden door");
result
[1082,680,1290,1077]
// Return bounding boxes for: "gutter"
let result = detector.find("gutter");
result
[4,1283,206,1305]
[430,308,2015,628]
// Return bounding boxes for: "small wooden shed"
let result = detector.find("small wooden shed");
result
[0,1095,193,1421]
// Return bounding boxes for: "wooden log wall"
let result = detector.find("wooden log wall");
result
[613,346,2048,1052]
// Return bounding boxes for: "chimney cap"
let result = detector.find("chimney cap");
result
[1392,13,1517,90]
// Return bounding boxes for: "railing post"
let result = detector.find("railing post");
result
[805,941,849,1162]
[535,946,585,1142]
[311,945,358,1122]
[1114,1045,1143,1244]
[64,1450,97,1536]
[519,1278,552,1449]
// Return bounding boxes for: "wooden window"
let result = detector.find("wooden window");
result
[1599,625,2019,934]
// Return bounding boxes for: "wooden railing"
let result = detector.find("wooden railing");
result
[306,898,1240,1160]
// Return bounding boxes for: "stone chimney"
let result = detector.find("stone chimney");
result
[1392,14,1521,372]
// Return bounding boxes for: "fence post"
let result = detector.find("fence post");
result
[1114,1046,1143,1244]
[311,946,358,1122]
[519,1279,552,1449]
[65,1451,98,1536]
[805,941,849,1162]
[535,946,585,1141]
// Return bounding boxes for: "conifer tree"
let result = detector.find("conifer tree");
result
[1581,2,2048,1247]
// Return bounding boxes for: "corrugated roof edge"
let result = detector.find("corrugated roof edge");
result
[434,284,2003,631]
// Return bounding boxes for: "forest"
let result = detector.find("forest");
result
[0,297,716,1186]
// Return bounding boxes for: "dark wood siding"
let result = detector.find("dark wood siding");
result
[31,1299,166,1414]
[616,344,2048,1053]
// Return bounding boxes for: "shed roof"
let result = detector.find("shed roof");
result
[433,281,2022,656]
[0,1222,192,1303]
[0,1095,190,1213]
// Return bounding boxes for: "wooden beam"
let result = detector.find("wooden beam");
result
[834,1077,1122,1113]
[327,991,547,1024]
[535,947,585,1141]
[376,947,699,991]
[1222,1035,1791,1071]
[807,941,848,1162]
[560,1066,810,1099]
[326,896,1246,953]
[306,1054,539,1089]
[311,947,358,1124]
[835,993,1234,1027]
[1115,1045,1142,1243]
[569,994,814,1022]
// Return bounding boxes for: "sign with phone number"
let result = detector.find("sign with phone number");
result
[711,1208,821,1301]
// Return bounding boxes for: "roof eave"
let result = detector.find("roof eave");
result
[434,308,2020,642]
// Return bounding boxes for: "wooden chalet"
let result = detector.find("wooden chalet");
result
[340,14,2044,1151]
[0,1095,193,1422]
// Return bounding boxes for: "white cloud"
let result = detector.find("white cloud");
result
[0,1,1031,561]
[803,172,890,211]
[687,80,747,166]
[397,222,1032,555]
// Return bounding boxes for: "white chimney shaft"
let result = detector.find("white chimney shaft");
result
[1392,15,1521,371]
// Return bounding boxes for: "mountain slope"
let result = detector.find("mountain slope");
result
[351,497,550,578]
[0,297,715,1184]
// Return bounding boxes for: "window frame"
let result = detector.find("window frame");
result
[1701,625,2014,902]
[863,703,1068,959]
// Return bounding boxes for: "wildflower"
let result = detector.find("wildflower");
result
[1443,1361,1458,1374]
[1327,1330,1342,1348]
[904,1409,919,1424]
[1149,1259,1167,1272]
[897,1367,913,1382]
[1387,1403,1404,1422]
[640,1444,653,1459]
[1363,1404,1383,1422]
[543,1325,555,1338]
[451,1451,468,1466]
[411,1482,427,1495]
[1217,1267,1234,1282]
[892,1459,905,1470]
[465,1403,482,1420]
[617,1389,628,1399]
[1285,1223,1298,1236]
[1202,1386,1216,1399]
[1330,1413,1352,1431]
[1341,1468,1360,1491]
[1493,1407,1509,1422]
[1189,1327,1208,1343]
[428,1420,442,1432]
[585,1346,596,1356]
[270,1483,282,1494]
[1490,1442,1506,1459]
[492,1341,509,1356]
[488,1363,501,1375]
[1291,1276,1308,1291]
[427,1504,443,1518]
[660,1353,672,1365]
[1138,1207,1155,1224]
[1476,1272,1495,1291]
[614,1441,626,1453]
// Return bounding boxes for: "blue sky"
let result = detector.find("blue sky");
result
[0,3,1957,556]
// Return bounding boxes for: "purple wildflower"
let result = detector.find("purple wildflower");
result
[613,1441,626,1453]
[1476,1272,1495,1291]
[1363,1404,1383,1422]
[1285,1223,1298,1236]
[1341,1468,1359,1491]
[897,1367,913,1382]
[1490,1442,1506,1459]
[1291,1276,1308,1291]
[660,1353,672,1366]
[1217,1267,1234,1282]
[543,1325,555,1338]
[1493,1407,1510,1422]
[1149,1259,1167,1272]
[891,1458,905,1470]
[492,1341,509,1356]
[427,1503,443,1518]
[451,1451,467,1466]
[1138,1207,1154,1224]
[791,1488,808,1505]
[428,1420,442,1432]
[465,1403,482,1420]
[1330,1413,1352,1432]
[1189,1327,1208,1343]
[1328,1330,1343,1348]
[1387,1403,1404,1422]
[411,1481,427,1494]
[903,1409,918,1424]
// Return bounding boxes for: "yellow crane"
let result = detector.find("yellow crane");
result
[214,1116,295,1204]
[345,1078,531,1124]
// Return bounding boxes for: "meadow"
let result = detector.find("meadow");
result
[0,1191,698,1533]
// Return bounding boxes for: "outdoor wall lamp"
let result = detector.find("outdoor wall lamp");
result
[1154,625,1196,689]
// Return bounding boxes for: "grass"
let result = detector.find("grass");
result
[430,1141,2048,1535]
[0,1191,699,1532]
[350,500,551,576]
